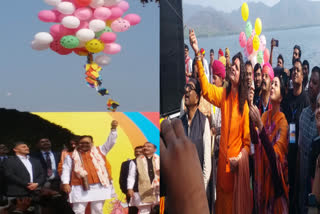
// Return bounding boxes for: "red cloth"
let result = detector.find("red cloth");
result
[218,49,224,58]
[262,63,274,81]
[212,60,226,79]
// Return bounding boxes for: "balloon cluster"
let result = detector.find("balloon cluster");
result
[239,2,269,66]
[32,0,142,111]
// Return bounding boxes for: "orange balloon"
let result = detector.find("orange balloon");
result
[106,19,115,27]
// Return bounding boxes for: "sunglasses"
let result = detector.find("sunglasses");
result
[184,84,196,91]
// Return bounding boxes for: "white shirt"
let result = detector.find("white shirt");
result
[17,155,33,183]
[41,150,57,179]
[186,114,212,190]
[202,58,210,82]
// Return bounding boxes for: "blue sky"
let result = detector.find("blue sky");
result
[0,0,159,112]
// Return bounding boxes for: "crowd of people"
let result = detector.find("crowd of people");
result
[0,120,160,214]
[160,29,320,214]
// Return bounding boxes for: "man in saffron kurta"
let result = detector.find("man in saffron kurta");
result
[61,120,118,214]
[196,59,250,214]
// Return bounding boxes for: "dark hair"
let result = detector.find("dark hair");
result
[70,135,80,142]
[79,135,93,142]
[274,73,286,101]
[187,78,201,105]
[277,54,284,64]
[294,45,301,57]
[145,142,157,149]
[254,63,261,74]
[303,60,309,71]
[13,141,26,149]
[135,146,144,150]
[312,66,320,82]
[226,52,248,115]
[184,44,189,51]
[210,49,214,54]
[245,60,252,68]
[293,58,302,67]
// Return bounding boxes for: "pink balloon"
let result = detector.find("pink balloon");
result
[75,21,89,31]
[74,8,93,21]
[100,32,117,43]
[103,43,121,54]
[111,18,130,32]
[51,10,61,22]
[50,24,64,39]
[117,1,129,12]
[38,10,57,22]
[264,48,270,63]
[246,36,253,55]
[109,7,123,20]
[94,7,111,20]
[123,14,141,26]
[50,39,73,55]
[239,32,246,48]
[59,25,77,35]
[58,13,68,22]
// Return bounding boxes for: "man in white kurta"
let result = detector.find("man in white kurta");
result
[61,120,118,214]
[127,142,160,214]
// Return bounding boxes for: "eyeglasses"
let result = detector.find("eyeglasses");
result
[184,84,196,92]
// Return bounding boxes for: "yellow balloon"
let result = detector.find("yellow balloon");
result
[255,18,262,36]
[253,35,260,51]
[241,3,249,22]
[85,39,105,53]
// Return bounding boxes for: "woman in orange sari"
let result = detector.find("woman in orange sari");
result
[189,29,251,214]
[249,74,289,213]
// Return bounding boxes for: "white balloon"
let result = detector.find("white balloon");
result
[34,32,53,45]
[103,0,121,7]
[90,0,105,8]
[89,19,106,32]
[31,40,50,51]
[95,55,111,66]
[57,2,75,15]
[76,29,95,42]
[62,16,80,29]
[44,0,61,6]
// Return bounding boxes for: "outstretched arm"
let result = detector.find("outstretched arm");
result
[100,120,118,155]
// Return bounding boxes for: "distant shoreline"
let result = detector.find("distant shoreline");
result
[184,24,320,39]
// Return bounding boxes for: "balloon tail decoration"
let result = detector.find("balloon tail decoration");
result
[107,98,120,112]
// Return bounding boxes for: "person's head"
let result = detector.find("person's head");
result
[292,59,303,88]
[254,63,262,89]
[225,48,230,59]
[67,135,80,152]
[302,60,310,88]
[277,54,284,68]
[0,144,9,156]
[13,142,30,156]
[38,138,52,151]
[143,142,156,156]
[270,75,286,105]
[245,61,253,87]
[248,81,255,105]
[210,49,214,61]
[316,93,320,133]
[78,135,93,152]
[200,48,205,57]
[134,146,144,158]
[261,63,274,93]
[184,78,201,108]
[211,60,225,87]
[227,52,247,115]
[218,49,223,58]
[308,66,320,107]
[184,44,189,58]
[292,45,301,65]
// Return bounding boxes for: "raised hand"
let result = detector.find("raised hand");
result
[189,29,199,54]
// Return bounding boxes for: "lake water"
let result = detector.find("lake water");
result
[192,26,320,78]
